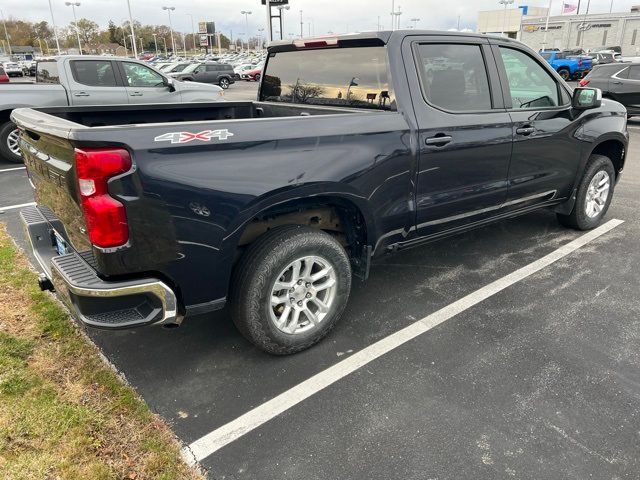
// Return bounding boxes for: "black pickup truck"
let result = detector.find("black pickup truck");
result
[13,31,628,355]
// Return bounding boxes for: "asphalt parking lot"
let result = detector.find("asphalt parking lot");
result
[1,103,639,479]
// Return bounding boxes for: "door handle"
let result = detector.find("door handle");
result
[129,91,143,96]
[73,92,90,97]
[516,126,536,136]
[425,135,453,147]
[612,80,623,85]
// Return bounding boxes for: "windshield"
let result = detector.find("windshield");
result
[181,63,202,73]
[539,52,552,60]
[169,63,191,73]
[260,46,395,110]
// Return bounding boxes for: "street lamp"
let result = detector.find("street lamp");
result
[499,0,515,36]
[47,0,61,54]
[186,14,196,54]
[65,2,82,55]
[152,33,159,56]
[276,5,290,41]
[162,6,176,56]
[126,0,137,57]
[240,11,252,51]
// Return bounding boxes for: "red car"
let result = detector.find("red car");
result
[0,66,9,83]
[240,67,263,82]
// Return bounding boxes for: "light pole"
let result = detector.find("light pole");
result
[125,0,137,57]
[390,0,395,31]
[65,2,82,55]
[499,0,515,37]
[152,33,158,56]
[0,10,11,56]
[186,14,196,53]
[161,37,167,57]
[47,0,61,54]
[162,6,176,56]
[299,10,303,38]
[410,17,420,29]
[241,10,252,49]
[276,5,290,41]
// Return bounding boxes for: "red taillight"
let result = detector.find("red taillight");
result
[579,78,590,87]
[75,148,132,248]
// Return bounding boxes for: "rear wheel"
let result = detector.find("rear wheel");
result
[219,77,230,89]
[230,225,352,355]
[557,154,615,230]
[0,121,22,163]
[557,67,570,81]
[254,73,261,82]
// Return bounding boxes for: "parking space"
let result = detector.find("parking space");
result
[1,111,639,479]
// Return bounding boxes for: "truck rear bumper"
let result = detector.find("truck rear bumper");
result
[21,206,179,329]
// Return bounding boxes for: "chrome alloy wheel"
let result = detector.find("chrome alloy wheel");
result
[585,170,610,218]
[269,255,338,335]
[7,128,21,157]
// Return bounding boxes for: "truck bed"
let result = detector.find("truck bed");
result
[20,101,360,129]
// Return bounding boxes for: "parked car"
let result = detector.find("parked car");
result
[233,63,256,80]
[589,52,616,65]
[170,62,235,89]
[590,45,622,55]
[0,66,9,83]
[0,56,224,163]
[3,62,23,77]
[579,62,640,116]
[241,65,263,81]
[14,32,627,355]
[539,50,592,80]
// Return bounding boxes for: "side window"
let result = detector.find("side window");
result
[499,47,561,109]
[71,60,118,87]
[206,65,218,72]
[122,62,164,87]
[415,43,492,112]
[36,61,60,84]
[628,66,640,80]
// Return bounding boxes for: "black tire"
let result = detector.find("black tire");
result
[219,77,229,89]
[557,68,570,81]
[230,225,352,355]
[0,121,22,163]
[254,73,261,82]
[557,154,615,230]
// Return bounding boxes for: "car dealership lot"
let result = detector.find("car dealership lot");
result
[1,115,639,479]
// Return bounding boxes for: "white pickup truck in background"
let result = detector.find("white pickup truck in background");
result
[0,56,224,163]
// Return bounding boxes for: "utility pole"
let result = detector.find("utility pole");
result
[152,33,158,56]
[126,0,138,57]
[47,0,61,54]
[65,2,82,55]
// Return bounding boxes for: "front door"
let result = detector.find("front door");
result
[492,44,578,209]
[66,59,128,106]
[410,38,513,237]
[609,65,640,112]
[118,61,180,104]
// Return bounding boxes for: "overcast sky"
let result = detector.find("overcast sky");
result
[4,0,640,37]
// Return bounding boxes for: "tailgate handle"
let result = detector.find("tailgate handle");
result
[74,92,90,97]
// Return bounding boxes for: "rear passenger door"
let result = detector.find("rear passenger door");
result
[205,64,220,83]
[408,37,513,237]
[66,59,128,106]
[492,43,578,209]
[609,65,640,109]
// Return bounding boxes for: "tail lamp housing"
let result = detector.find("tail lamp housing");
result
[75,147,132,249]
[579,78,590,87]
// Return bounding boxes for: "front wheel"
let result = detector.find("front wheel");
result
[219,77,229,89]
[254,73,261,82]
[0,121,23,163]
[230,225,352,355]
[557,154,615,230]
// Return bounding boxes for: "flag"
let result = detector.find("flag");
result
[562,3,578,13]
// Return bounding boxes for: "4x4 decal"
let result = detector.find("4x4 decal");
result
[154,129,234,144]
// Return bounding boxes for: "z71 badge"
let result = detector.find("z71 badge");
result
[154,129,234,144]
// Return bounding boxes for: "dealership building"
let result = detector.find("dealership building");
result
[478,6,640,55]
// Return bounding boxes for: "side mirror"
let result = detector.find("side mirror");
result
[572,87,602,110]
[166,77,176,92]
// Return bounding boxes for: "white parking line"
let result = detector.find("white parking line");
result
[0,166,26,173]
[183,218,624,465]
[0,202,36,213]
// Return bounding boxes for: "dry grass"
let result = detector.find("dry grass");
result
[0,224,202,480]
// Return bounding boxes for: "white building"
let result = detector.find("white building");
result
[477,5,549,38]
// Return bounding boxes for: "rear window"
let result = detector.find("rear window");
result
[36,61,60,84]
[260,46,395,110]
